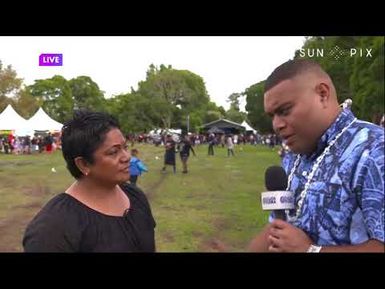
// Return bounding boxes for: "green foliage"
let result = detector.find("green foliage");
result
[225,107,246,124]
[136,64,211,129]
[69,76,106,112]
[14,89,42,119]
[224,92,247,123]
[27,75,74,123]
[350,37,384,123]
[0,61,23,111]
[244,81,273,134]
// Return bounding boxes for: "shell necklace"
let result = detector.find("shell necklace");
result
[286,114,357,221]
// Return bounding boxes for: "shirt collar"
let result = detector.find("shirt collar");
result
[307,108,355,159]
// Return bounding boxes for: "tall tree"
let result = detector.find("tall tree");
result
[225,93,246,123]
[244,81,273,134]
[69,76,106,111]
[137,64,210,129]
[14,89,42,119]
[350,36,384,123]
[106,92,157,134]
[0,60,23,111]
[27,75,74,123]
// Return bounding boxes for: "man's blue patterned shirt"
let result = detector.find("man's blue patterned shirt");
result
[277,108,384,245]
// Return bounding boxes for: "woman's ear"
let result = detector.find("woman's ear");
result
[74,157,90,176]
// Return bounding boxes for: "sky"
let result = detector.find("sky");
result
[0,36,306,110]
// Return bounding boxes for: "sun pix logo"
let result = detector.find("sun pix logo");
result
[39,53,63,66]
[299,46,373,60]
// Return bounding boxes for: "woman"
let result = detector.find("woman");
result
[161,134,176,173]
[23,110,156,252]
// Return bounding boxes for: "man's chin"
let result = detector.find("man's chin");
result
[287,144,301,154]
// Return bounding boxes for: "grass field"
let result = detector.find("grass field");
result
[0,144,281,252]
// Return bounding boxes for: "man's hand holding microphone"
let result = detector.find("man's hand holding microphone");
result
[259,166,317,253]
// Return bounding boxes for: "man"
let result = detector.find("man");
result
[177,134,196,173]
[249,59,384,252]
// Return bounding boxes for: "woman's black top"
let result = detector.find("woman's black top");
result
[23,183,156,252]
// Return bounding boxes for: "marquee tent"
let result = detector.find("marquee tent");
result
[26,107,63,131]
[0,104,28,131]
[241,121,257,134]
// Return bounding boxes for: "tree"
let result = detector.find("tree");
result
[244,81,273,134]
[0,60,23,111]
[201,101,225,125]
[27,75,74,123]
[227,93,241,111]
[106,92,157,134]
[137,64,210,129]
[14,89,42,119]
[69,76,106,111]
[225,93,246,123]
[350,36,384,124]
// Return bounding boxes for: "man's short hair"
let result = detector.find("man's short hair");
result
[264,59,327,93]
[61,109,120,179]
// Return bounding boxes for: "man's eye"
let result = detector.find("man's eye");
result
[280,107,291,116]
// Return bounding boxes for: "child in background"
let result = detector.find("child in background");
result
[129,148,148,186]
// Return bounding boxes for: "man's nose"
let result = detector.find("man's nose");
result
[272,115,286,132]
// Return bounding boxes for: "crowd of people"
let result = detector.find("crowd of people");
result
[0,132,58,155]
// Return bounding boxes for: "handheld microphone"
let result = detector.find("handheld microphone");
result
[261,166,294,220]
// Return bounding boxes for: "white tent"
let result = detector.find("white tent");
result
[0,104,28,131]
[241,121,257,134]
[26,107,63,131]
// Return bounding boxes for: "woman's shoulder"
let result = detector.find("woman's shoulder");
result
[37,193,84,217]
[26,193,90,232]
[23,193,85,252]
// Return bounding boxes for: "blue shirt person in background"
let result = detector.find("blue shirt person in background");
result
[249,59,384,252]
[129,148,148,186]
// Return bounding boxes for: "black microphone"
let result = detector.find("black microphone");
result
[261,166,294,220]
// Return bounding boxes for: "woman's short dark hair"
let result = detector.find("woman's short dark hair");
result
[61,109,120,179]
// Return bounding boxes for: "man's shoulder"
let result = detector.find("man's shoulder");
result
[355,119,384,137]
[351,120,384,150]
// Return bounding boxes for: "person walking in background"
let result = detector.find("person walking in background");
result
[226,134,235,157]
[208,133,215,156]
[129,148,148,186]
[178,135,196,174]
[162,134,176,173]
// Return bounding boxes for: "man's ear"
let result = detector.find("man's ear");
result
[74,157,90,176]
[315,82,330,108]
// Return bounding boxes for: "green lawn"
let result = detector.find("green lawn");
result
[0,144,281,252]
